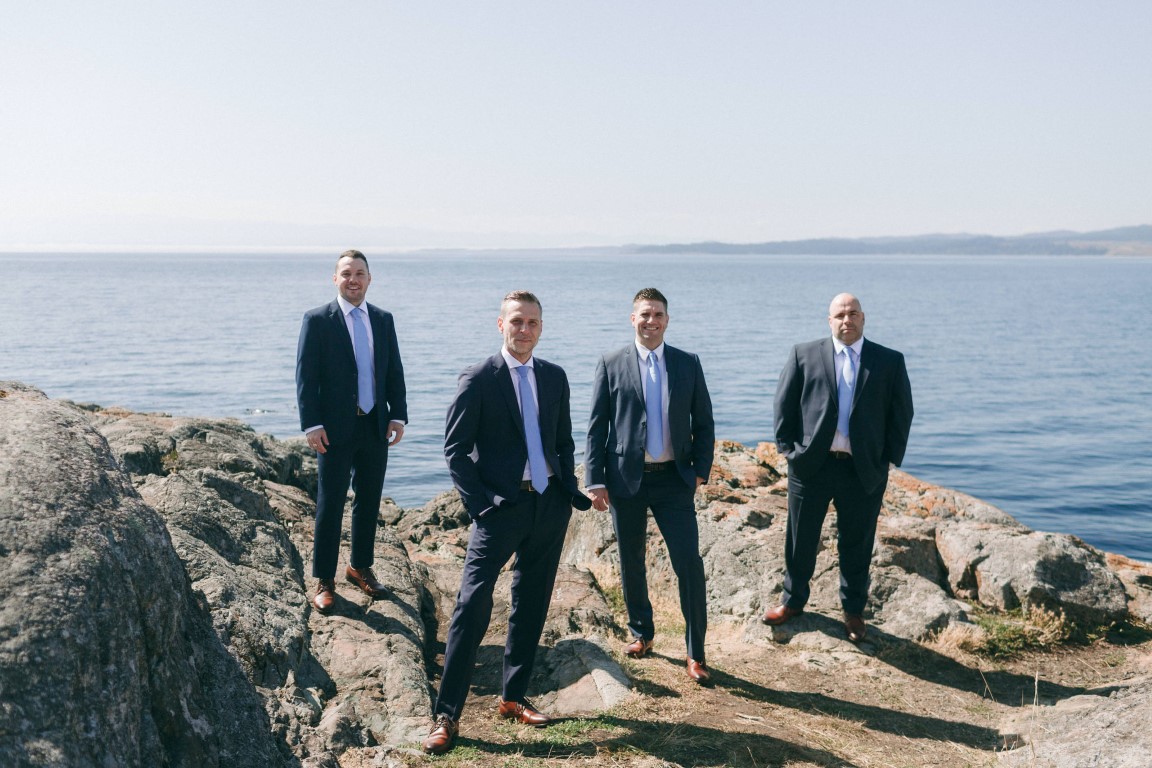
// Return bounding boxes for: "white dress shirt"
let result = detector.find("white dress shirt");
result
[636,341,673,463]
[830,336,863,453]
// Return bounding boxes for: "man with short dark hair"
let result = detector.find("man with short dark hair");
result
[423,291,592,755]
[296,249,407,614]
[761,293,913,642]
[585,288,715,683]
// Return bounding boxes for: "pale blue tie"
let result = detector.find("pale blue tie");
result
[515,365,550,493]
[837,347,856,437]
[645,352,664,458]
[351,307,375,413]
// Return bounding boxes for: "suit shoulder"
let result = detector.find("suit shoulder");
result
[603,344,635,364]
[365,302,394,321]
[863,339,905,361]
[534,356,568,379]
[302,301,336,321]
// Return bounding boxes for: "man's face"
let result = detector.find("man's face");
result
[498,299,542,362]
[631,299,669,350]
[333,256,371,305]
[828,294,865,345]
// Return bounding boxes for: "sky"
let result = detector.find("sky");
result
[3,2,1150,250]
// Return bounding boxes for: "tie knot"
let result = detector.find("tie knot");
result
[352,307,363,318]
[516,365,530,379]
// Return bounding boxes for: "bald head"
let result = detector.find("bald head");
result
[828,293,865,345]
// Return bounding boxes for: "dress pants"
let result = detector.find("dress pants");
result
[611,470,707,663]
[434,483,572,720]
[312,412,387,578]
[781,455,886,616]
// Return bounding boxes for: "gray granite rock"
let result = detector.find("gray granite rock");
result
[936,521,1128,625]
[998,676,1152,767]
[0,382,288,767]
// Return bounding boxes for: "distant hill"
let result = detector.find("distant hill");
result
[634,224,1152,255]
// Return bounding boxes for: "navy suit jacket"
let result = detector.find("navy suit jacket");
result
[445,353,585,520]
[296,299,408,445]
[774,337,913,494]
[585,343,715,497]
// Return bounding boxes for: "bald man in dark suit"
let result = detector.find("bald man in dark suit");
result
[762,293,913,642]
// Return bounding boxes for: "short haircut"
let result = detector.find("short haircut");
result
[336,249,369,272]
[633,287,668,310]
[501,290,542,315]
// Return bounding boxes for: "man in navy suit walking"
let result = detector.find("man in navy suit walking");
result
[296,250,407,615]
[423,290,591,755]
[585,288,715,683]
[761,293,913,642]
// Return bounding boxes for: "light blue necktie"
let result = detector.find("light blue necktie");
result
[837,347,856,437]
[351,307,375,413]
[645,352,664,458]
[515,365,549,493]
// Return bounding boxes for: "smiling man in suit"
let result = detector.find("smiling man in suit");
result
[761,292,913,642]
[422,290,592,756]
[585,288,715,683]
[296,250,407,615]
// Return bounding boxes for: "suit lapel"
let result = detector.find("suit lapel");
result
[494,355,525,435]
[663,345,683,408]
[624,344,645,402]
[853,340,873,405]
[329,301,356,364]
[821,338,837,395]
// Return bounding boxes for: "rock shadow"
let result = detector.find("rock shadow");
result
[711,665,999,750]
[457,715,864,767]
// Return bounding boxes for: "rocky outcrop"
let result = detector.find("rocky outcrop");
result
[998,676,1152,767]
[4,386,1151,766]
[0,383,287,767]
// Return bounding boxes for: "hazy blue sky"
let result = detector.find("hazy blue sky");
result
[4,2,1149,249]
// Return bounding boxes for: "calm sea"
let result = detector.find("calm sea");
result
[2,251,1149,561]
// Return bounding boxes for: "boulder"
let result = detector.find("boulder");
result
[936,522,1129,625]
[0,382,288,767]
[998,676,1152,767]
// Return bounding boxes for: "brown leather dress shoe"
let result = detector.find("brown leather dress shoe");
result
[761,604,803,626]
[422,714,458,754]
[313,579,336,614]
[624,637,654,658]
[345,566,388,598]
[844,613,867,643]
[686,658,711,684]
[497,698,552,726]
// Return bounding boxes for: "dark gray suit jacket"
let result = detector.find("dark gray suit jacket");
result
[774,337,913,494]
[296,299,407,445]
[585,343,715,497]
[445,354,586,521]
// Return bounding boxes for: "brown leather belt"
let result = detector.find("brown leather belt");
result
[829,451,853,460]
[643,461,675,472]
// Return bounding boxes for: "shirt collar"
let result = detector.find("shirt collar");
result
[502,348,534,370]
[832,337,864,356]
[635,340,665,361]
[336,295,365,316]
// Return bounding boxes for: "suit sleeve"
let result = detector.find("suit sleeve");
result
[689,353,715,481]
[444,370,493,520]
[773,345,802,458]
[584,356,610,487]
[296,312,323,431]
[884,351,914,467]
[383,315,408,423]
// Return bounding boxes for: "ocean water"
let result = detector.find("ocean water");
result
[2,251,1150,561]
